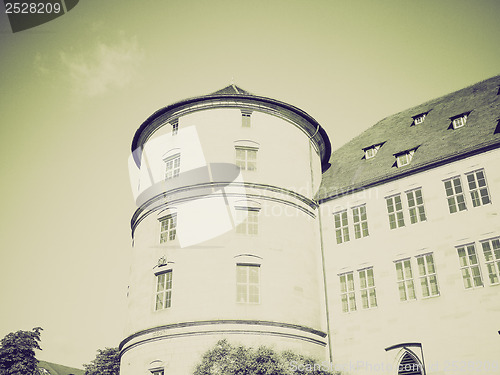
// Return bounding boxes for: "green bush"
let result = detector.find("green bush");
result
[193,339,340,375]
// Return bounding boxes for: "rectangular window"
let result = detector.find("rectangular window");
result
[339,272,356,312]
[155,271,172,310]
[466,169,491,207]
[241,111,252,127]
[443,176,467,213]
[235,147,257,171]
[481,238,500,285]
[358,268,377,309]
[406,188,427,224]
[416,253,439,297]
[395,259,416,301]
[452,115,467,129]
[236,264,260,304]
[165,154,181,180]
[235,208,258,235]
[334,210,350,243]
[457,244,484,289]
[386,195,405,229]
[159,214,177,243]
[171,119,179,136]
[352,205,369,239]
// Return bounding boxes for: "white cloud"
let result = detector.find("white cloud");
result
[34,52,50,75]
[60,36,144,97]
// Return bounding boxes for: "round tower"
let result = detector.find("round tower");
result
[121,85,332,374]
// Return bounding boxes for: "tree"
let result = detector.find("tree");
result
[83,347,120,375]
[193,339,340,375]
[0,327,43,375]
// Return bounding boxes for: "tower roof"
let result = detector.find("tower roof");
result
[318,75,500,202]
[210,84,253,96]
[132,85,331,172]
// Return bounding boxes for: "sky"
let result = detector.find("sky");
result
[0,0,499,369]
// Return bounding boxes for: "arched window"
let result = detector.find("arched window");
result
[162,148,181,180]
[385,343,425,375]
[234,200,261,235]
[234,140,259,171]
[235,254,262,304]
[397,351,423,375]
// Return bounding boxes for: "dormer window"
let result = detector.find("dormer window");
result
[363,143,382,159]
[451,113,468,129]
[412,113,427,125]
[395,148,416,167]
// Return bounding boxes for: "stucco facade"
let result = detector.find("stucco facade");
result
[320,149,500,375]
[122,86,330,374]
[122,78,500,375]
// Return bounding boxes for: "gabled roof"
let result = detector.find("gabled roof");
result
[38,360,84,375]
[318,75,500,202]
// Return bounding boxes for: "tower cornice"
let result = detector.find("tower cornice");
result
[131,90,331,172]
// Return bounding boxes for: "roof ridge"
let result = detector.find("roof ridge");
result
[376,74,500,124]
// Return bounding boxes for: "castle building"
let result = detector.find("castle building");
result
[121,76,500,375]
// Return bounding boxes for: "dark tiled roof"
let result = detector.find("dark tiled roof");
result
[38,360,84,375]
[318,75,500,202]
[210,84,253,95]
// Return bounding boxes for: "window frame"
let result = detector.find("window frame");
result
[333,210,350,244]
[443,176,467,213]
[235,207,259,235]
[416,253,440,298]
[164,153,181,180]
[235,146,258,171]
[352,204,369,239]
[457,243,484,289]
[405,188,427,224]
[386,194,405,229]
[412,113,426,125]
[397,352,425,375]
[363,144,382,159]
[236,263,260,304]
[451,114,468,129]
[171,119,179,136]
[480,237,500,285]
[358,267,377,309]
[394,259,416,302]
[395,149,416,168]
[159,214,177,244]
[339,272,356,313]
[465,169,491,207]
[154,269,173,311]
[241,110,252,127]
